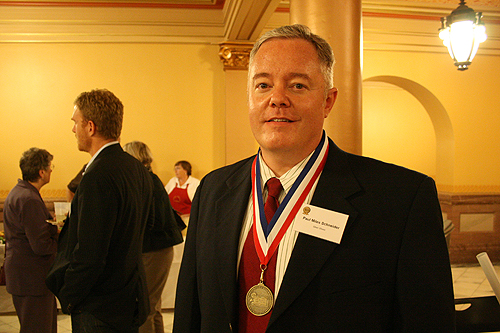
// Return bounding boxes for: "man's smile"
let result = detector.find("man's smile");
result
[267,118,292,122]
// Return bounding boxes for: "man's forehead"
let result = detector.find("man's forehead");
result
[71,106,85,121]
[254,38,316,57]
[250,40,320,70]
[249,58,320,83]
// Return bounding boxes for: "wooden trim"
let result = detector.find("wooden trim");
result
[0,0,224,8]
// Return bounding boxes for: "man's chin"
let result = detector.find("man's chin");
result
[77,144,89,153]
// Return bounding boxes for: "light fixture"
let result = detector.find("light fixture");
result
[439,0,487,71]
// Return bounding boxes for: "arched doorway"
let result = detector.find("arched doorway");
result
[363,75,454,189]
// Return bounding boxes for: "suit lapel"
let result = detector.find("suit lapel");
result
[214,158,254,325]
[270,140,362,325]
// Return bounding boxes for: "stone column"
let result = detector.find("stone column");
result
[219,42,257,165]
[290,0,362,155]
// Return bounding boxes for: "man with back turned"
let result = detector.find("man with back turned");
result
[46,89,154,333]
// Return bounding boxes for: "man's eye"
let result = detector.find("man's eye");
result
[257,83,269,89]
[293,83,305,89]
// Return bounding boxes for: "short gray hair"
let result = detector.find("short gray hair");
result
[249,24,335,89]
[20,147,53,182]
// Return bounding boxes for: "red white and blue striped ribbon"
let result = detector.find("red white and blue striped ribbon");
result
[251,131,329,266]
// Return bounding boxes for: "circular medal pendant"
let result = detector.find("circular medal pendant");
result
[246,282,274,316]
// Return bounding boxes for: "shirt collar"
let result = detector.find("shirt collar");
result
[258,150,315,194]
[85,141,119,173]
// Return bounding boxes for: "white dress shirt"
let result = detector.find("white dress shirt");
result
[237,151,321,298]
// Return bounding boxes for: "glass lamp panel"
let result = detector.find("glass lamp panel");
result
[475,24,487,43]
[439,29,455,59]
[449,20,475,63]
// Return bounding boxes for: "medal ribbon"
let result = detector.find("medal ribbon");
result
[251,131,329,266]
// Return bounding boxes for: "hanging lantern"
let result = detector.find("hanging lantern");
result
[439,0,487,71]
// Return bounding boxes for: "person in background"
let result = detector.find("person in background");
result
[165,161,200,228]
[123,141,185,333]
[3,147,59,333]
[66,164,86,202]
[173,24,455,332]
[46,89,154,333]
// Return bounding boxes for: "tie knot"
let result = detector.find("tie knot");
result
[266,177,282,200]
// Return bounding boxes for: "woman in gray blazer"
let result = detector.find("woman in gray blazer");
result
[3,148,59,333]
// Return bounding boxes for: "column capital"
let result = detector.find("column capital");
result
[218,42,254,71]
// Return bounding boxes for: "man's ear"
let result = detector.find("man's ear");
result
[87,120,96,136]
[324,87,338,118]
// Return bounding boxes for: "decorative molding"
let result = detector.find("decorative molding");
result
[0,189,66,200]
[222,0,281,41]
[0,0,498,55]
[439,192,500,206]
[0,4,226,43]
[218,42,253,70]
[438,185,500,194]
[0,0,224,8]
[4,185,500,199]
[40,189,67,199]
[2,0,500,9]
[3,186,500,200]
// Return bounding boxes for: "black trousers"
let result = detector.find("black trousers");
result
[71,311,139,333]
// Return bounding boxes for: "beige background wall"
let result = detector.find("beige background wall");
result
[0,43,227,197]
[362,49,500,192]
[1,4,499,198]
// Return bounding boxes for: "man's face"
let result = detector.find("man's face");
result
[40,164,53,185]
[248,38,337,160]
[71,106,92,153]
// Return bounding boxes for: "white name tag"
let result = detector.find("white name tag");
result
[293,204,348,244]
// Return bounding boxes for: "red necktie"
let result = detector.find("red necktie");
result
[263,177,282,224]
[238,178,282,333]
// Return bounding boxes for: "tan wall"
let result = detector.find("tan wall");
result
[363,81,437,178]
[1,21,500,198]
[362,49,500,192]
[0,42,226,197]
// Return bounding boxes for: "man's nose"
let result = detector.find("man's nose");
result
[269,86,290,108]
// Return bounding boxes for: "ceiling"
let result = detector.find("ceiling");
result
[1,0,498,7]
[0,0,498,45]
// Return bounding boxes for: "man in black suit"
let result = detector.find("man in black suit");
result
[173,24,456,332]
[46,89,154,332]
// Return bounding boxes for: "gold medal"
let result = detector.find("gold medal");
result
[245,264,274,316]
[246,282,274,316]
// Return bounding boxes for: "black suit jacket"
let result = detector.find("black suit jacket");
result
[173,139,456,332]
[46,143,154,330]
[143,171,184,253]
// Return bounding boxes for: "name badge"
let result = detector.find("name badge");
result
[293,204,348,244]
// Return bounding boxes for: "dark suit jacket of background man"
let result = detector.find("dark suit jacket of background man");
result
[46,143,154,331]
[173,138,456,332]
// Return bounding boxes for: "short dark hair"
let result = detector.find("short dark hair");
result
[19,147,53,182]
[175,160,192,176]
[249,24,335,89]
[74,89,123,140]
